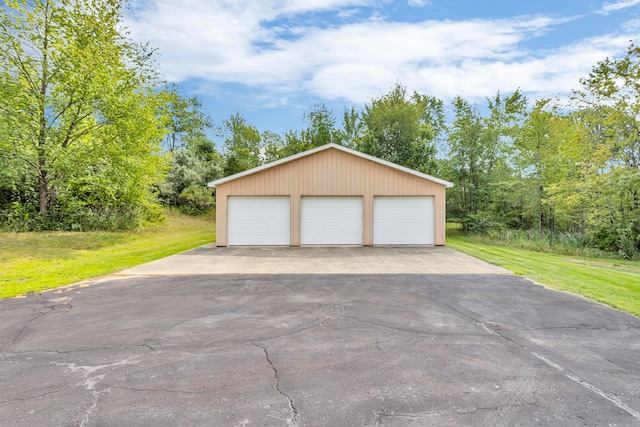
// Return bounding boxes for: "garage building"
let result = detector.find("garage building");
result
[208,143,453,247]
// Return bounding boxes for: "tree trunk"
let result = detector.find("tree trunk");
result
[537,135,543,232]
[38,170,48,219]
[37,2,50,219]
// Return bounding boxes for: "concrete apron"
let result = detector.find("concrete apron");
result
[117,245,511,276]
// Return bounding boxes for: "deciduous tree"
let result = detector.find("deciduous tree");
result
[358,83,443,174]
[221,113,262,176]
[0,0,167,228]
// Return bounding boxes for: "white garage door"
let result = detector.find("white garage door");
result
[228,196,290,245]
[374,197,434,245]
[301,197,362,245]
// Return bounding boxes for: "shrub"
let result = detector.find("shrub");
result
[461,212,504,234]
[177,185,215,215]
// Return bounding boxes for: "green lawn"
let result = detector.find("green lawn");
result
[446,224,640,317]
[0,210,215,299]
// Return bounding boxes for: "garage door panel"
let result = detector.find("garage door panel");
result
[374,197,434,245]
[228,196,290,245]
[301,197,362,245]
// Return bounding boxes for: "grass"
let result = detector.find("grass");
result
[0,210,215,299]
[446,223,640,317]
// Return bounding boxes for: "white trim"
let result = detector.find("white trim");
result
[208,143,454,188]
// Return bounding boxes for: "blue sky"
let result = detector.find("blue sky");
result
[125,0,640,136]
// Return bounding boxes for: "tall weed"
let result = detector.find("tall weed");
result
[469,228,635,259]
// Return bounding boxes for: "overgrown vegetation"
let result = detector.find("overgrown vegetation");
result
[0,210,214,298]
[0,0,168,230]
[446,224,640,317]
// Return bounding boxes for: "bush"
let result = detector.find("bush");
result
[461,212,504,234]
[587,222,639,259]
[176,185,215,215]
[459,222,637,259]
[0,200,165,232]
[1,201,41,231]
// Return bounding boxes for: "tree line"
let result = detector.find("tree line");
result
[1,1,638,257]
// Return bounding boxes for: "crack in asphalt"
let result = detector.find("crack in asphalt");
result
[54,357,141,427]
[0,390,60,405]
[7,313,45,348]
[460,400,540,414]
[438,300,640,421]
[10,347,113,355]
[282,283,297,293]
[221,306,333,346]
[111,386,207,395]
[513,325,638,332]
[3,274,638,425]
[253,343,299,427]
[344,315,434,337]
[229,281,261,314]
[344,314,496,339]
[78,374,109,427]
[377,412,426,421]
[3,344,155,358]
[0,297,73,353]
[261,273,300,294]
[141,342,156,352]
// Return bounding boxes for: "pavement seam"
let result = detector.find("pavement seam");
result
[440,300,640,421]
[271,248,293,274]
[369,247,394,273]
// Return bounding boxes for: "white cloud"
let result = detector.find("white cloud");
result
[124,1,639,106]
[408,0,431,7]
[278,0,371,15]
[598,0,640,15]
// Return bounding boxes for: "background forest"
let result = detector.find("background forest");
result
[1,0,639,258]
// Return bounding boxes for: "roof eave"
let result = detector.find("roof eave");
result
[207,143,454,188]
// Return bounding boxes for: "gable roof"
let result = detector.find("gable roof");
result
[208,143,454,188]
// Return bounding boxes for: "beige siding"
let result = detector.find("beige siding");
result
[216,147,448,246]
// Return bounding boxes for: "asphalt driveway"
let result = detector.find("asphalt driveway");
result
[1,249,639,426]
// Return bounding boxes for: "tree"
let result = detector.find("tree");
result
[0,0,166,228]
[273,129,306,159]
[158,147,222,214]
[272,103,342,160]
[446,96,485,218]
[261,130,286,163]
[445,91,525,227]
[358,83,443,173]
[161,85,214,153]
[338,106,363,149]
[301,102,340,147]
[221,113,262,176]
[570,42,640,256]
[542,112,593,233]
[157,91,222,214]
[512,100,588,232]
